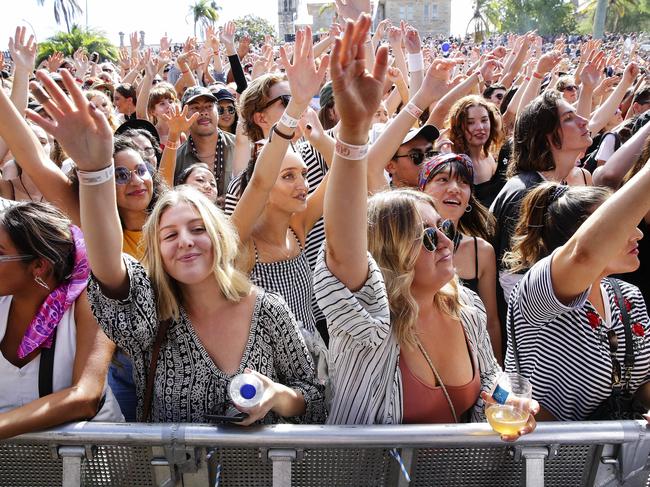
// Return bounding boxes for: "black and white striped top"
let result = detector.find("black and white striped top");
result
[314,249,501,425]
[224,138,329,323]
[505,254,650,421]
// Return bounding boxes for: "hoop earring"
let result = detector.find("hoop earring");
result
[465,204,472,213]
[34,276,50,291]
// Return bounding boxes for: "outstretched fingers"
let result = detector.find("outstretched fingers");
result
[372,44,389,84]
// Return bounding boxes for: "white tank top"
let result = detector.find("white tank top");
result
[0,295,123,421]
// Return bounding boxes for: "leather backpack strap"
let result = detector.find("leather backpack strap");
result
[38,328,58,398]
[142,319,171,422]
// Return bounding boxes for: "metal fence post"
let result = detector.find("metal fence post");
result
[267,448,297,487]
[521,446,549,487]
[58,446,86,487]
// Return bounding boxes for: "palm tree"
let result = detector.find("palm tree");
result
[37,25,118,65]
[188,0,221,38]
[583,0,639,32]
[36,0,82,33]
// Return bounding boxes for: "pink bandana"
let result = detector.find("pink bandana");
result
[17,225,90,359]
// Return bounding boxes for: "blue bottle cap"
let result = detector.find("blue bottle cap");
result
[240,384,257,400]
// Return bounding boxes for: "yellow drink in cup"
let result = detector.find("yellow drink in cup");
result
[486,404,530,436]
[486,372,532,436]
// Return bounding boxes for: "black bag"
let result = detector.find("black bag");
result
[587,279,645,420]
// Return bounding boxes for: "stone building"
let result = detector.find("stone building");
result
[278,0,452,40]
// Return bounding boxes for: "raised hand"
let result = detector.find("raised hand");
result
[387,26,402,49]
[373,19,390,41]
[298,107,326,145]
[334,0,371,21]
[9,26,37,73]
[161,104,198,137]
[72,48,90,78]
[26,69,113,171]
[279,26,330,108]
[129,31,139,53]
[403,24,422,54]
[420,58,462,99]
[220,21,236,55]
[330,14,388,138]
[535,50,562,75]
[580,51,606,89]
[47,52,64,73]
[238,34,251,59]
[622,61,640,86]
[160,33,171,52]
[479,58,503,84]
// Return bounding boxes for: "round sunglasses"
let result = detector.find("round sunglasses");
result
[114,163,152,185]
[422,219,456,252]
[218,106,236,115]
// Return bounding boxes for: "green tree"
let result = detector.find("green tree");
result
[36,0,82,33]
[188,0,221,37]
[582,0,650,32]
[483,0,576,34]
[37,25,118,65]
[232,15,276,44]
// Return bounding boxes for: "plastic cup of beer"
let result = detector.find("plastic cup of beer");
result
[486,372,532,436]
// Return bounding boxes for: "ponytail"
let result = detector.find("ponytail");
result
[504,182,611,273]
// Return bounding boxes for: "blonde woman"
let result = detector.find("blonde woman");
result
[27,69,325,425]
[313,15,536,434]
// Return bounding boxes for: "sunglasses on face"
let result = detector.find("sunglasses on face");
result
[0,254,34,263]
[260,94,291,111]
[394,149,439,166]
[114,163,152,185]
[218,106,236,115]
[421,219,456,252]
[562,85,579,92]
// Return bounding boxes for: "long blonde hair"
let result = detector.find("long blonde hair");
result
[142,186,251,321]
[368,189,461,347]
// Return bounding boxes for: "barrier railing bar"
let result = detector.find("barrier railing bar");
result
[522,446,549,487]
[58,446,85,487]
[5,420,645,449]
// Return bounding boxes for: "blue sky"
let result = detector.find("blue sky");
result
[2,0,474,49]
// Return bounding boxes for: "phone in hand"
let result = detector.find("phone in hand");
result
[90,52,99,63]
[205,412,249,424]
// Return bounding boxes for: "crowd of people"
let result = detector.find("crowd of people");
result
[0,0,649,440]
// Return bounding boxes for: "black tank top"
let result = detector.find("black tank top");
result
[459,236,480,294]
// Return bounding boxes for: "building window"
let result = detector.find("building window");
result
[399,6,406,19]
[406,4,414,20]
[424,2,438,20]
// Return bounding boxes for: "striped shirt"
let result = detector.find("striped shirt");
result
[314,249,501,425]
[225,138,329,322]
[504,254,650,421]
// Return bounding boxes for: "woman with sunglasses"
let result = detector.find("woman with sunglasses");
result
[27,64,325,426]
[419,153,503,364]
[447,95,505,208]
[0,201,123,439]
[556,75,579,104]
[314,15,536,434]
[0,77,164,262]
[503,176,650,421]
[214,88,238,135]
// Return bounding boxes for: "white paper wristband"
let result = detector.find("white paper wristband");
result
[77,165,114,186]
[407,52,424,72]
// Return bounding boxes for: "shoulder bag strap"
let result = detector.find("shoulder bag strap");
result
[609,279,635,382]
[38,328,58,398]
[142,319,171,422]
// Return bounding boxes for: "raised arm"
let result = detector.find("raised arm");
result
[230,27,329,245]
[27,69,127,296]
[588,62,639,135]
[515,51,562,116]
[366,59,457,194]
[552,160,650,303]
[0,76,79,223]
[575,51,605,119]
[8,26,37,116]
[158,105,199,187]
[593,119,650,189]
[325,14,388,291]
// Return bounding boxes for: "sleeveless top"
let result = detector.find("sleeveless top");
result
[0,296,123,421]
[250,229,316,334]
[400,329,481,424]
[459,236,480,294]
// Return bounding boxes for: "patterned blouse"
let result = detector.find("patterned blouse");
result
[87,255,326,424]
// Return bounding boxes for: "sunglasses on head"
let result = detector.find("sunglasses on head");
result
[261,94,291,111]
[394,149,439,166]
[114,163,152,185]
[218,106,236,115]
[421,219,456,252]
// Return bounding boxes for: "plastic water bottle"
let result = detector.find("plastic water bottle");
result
[229,373,264,408]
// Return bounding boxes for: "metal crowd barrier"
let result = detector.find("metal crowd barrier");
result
[1,420,649,487]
